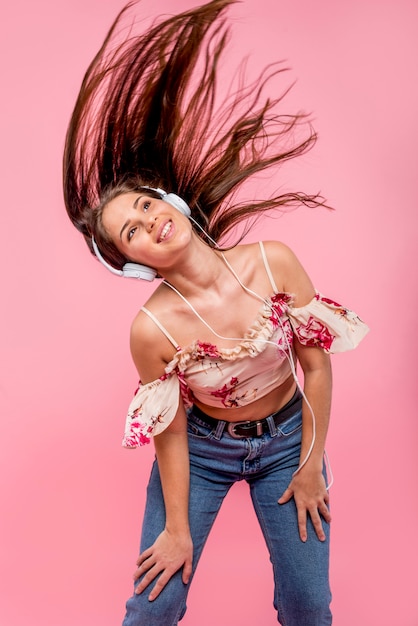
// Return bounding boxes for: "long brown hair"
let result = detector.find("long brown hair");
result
[63,0,327,269]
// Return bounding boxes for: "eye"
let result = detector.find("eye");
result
[127,227,137,241]
[143,201,151,212]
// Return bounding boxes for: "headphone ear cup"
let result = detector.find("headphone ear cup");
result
[122,263,157,281]
[163,193,191,216]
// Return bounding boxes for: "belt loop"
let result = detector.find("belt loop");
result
[214,420,226,440]
[266,414,277,437]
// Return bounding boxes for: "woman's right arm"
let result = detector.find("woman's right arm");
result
[129,312,193,601]
[133,404,193,601]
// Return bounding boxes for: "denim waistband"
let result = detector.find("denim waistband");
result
[191,387,302,439]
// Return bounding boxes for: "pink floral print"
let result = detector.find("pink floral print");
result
[270,293,293,322]
[210,376,239,406]
[191,341,221,360]
[295,317,334,351]
[122,289,369,448]
[125,405,171,447]
[210,376,258,407]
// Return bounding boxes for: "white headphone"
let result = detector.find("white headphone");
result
[91,187,191,281]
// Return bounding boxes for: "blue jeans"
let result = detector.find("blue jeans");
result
[122,396,332,625]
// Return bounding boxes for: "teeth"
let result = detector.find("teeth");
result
[160,221,171,241]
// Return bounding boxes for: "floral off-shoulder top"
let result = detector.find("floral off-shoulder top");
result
[122,242,369,448]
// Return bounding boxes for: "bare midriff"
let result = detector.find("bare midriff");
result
[192,373,297,422]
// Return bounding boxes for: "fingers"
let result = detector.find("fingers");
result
[133,557,159,596]
[307,506,326,542]
[147,570,173,602]
[136,547,152,568]
[293,501,330,542]
[297,506,308,542]
[134,558,178,600]
[277,487,293,504]
[182,556,193,586]
[321,499,332,524]
[134,550,155,584]
[135,561,191,601]
[300,499,331,542]
[132,533,193,601]
[279,482,331,542]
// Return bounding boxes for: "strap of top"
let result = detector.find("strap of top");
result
[142,243,276,348]
[259,241,278,293]
[141,307,179,349]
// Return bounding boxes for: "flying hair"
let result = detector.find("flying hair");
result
[63,0,329,270]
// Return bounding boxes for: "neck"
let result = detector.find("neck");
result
[161,247,272,343]
[158,236,228,296]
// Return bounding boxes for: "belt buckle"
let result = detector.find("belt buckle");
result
[227,420,264,439]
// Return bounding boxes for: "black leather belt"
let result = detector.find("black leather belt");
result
[191,388,302,439]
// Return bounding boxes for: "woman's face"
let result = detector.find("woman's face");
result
[101,192,193,271]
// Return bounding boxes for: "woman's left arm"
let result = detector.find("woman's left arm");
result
[264,241,333,541]
[278,341,333,542]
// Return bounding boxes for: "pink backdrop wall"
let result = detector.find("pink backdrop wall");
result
[1,1,417,624]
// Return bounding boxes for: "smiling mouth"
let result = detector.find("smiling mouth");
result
[158,221,172,242]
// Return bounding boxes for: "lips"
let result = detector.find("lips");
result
[157,220,172,242]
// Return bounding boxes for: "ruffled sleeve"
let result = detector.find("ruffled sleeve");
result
[286,292,369,353]
[122,373,181,449]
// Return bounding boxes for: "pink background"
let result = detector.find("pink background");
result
[1,1,417,624]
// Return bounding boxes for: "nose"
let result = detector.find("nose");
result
[145,215,157,233]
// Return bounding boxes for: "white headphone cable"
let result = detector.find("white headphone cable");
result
[163,259,333,487]
[165,217,333,487]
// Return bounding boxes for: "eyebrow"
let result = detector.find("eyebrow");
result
[119,195,143,240]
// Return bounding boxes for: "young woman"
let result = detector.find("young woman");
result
[63,2,368,624]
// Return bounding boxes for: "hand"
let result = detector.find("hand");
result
[133,529,193,601]
[278,467,331,542]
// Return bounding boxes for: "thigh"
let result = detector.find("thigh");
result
[249,412,332,625]
[141,455,233,560]
[122,461,189,626]
[123,430,235,626]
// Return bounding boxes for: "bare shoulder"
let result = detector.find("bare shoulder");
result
[130,308,162,351]
[130,287,178,382]
[229,240,306,295]
[233,240,295,265]
[261,240,315,305]
[261,240,299,267]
